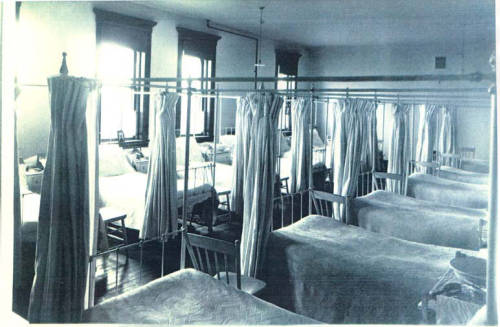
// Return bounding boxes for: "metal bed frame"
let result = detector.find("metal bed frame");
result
[80,71,496,322]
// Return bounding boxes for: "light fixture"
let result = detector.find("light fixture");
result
[255,6,265,68]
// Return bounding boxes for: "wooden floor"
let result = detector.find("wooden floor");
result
[14,219,243,318]
[95,220,242,304]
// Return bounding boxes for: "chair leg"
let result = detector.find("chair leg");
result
[120,219,129,264]
[225,193,232,223]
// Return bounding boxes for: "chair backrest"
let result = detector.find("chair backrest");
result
[372,171,405,194]
[310,190,348,220]
[181,231,241,289]
[437,152,462,168]
[408,160,440,176]
[459,147,476,160]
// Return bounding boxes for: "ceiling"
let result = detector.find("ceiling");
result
[129,0,495,48]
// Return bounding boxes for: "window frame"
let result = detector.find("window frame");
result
[176,27,220,143]
[94,9,156,148]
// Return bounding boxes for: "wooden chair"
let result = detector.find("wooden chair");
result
[459,147,476,160]
[181,231,266,296]
[310,190,349,222]
[438,152,462,168]
[372,171,405,194]
[99,207,129,262]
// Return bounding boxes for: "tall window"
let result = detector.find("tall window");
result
[276,50,301,134]
[95,9,156,146]
[177,27,220,142]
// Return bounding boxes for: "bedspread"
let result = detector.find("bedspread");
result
[351,190,487,250]
[263,215,462,324]
[461,159,489,174]
[406,173,488,209]
[84,269,319,324]
[438,166,489,185]
[99,172,216,231]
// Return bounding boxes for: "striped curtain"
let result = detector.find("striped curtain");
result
[142,92,179,239]
[415,104,439,165]
[28,76,96,323]
[387,104,410,193]
[290,97,312,193]
[333,98,376,223]
[230,97,253,219]
[240,92,283,278]
[437,106,457,165]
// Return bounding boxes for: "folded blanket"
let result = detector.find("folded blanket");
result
[407,173,488,209]
[352,190,487,250]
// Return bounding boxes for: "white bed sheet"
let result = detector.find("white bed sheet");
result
[99,171,215,231]
[439,166,489,185]
[352,190,487,250]
[407,173,488,209]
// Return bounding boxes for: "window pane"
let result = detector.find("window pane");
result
[98,42,136,140]
[181,54,204,135]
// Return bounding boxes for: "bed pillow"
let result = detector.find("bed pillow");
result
[278,133,291,157]
[220,135,235,147]
[99,144,135,177]
[312,128,324,147]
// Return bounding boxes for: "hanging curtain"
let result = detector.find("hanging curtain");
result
[13,85,22,314]
[240,92,283,278]
[333,98,376,223]
[360,102,378,172]
[437,106,457,165]
[230,97,252,219]
[387,104,410,193]
[28,76,96,323]
[290,97,311,193]
[142,92,179,239]
[415,104,439,167]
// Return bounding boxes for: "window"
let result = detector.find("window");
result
[176,27,220,142]
[95,9,156,147]
[275,50,301,134]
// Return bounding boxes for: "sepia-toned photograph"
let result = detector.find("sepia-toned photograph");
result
[0,0,498,325]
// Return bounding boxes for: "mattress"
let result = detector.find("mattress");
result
[352,190,487,250]
[264,215,464,324]
[20,192,41,243]
[406,173,488,209]
[84,268,319,324]
[438,166,489,185]
[99,171,216,231]
[461,159,489,174]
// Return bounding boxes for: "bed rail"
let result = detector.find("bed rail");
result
[88,228,183,307]
[271,188,351,230]
[355,170,373,197]
[272,189,310,230]
[177,162,214,189]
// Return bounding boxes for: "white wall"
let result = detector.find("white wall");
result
[16,1,311,158]
[308,39,494,160]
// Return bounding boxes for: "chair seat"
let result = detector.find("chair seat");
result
[215,271,266,295]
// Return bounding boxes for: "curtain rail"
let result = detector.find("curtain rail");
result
[131,72,494,83]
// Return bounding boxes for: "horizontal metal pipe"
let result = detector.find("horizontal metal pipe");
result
[133,72,494,83]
